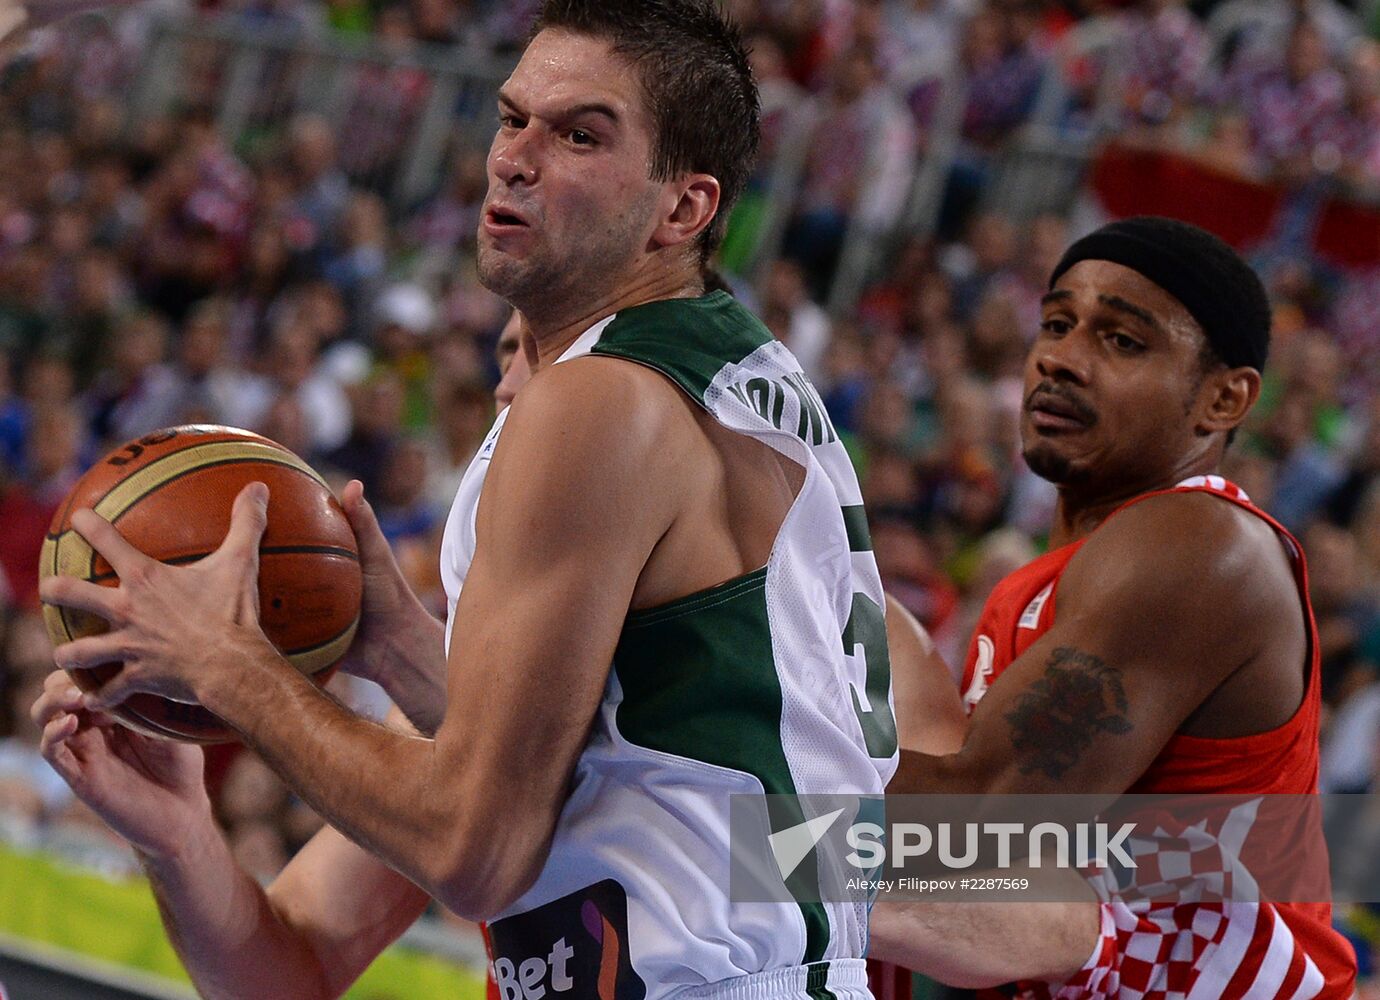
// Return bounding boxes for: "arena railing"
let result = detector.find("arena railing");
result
[127,12,516,207]
[978,15,1127,228]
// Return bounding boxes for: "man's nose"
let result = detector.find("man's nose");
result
[1034,327,1093,386]
[490,128,538,187]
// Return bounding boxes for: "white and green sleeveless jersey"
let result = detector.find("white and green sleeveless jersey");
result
[439,291,897,1000]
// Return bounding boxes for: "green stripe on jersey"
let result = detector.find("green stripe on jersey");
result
[612,567,830,964]
[591,291,773,404]
[805,961,836,1000]
[840,506,871,553]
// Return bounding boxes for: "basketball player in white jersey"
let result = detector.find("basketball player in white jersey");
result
[38,2,920,997]
[31,310,969,1000]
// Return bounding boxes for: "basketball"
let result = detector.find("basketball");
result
[37,425,363,744]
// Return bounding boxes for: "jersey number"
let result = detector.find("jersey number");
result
[845,589,897,759]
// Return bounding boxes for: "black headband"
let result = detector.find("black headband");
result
[1048,216,1271,373]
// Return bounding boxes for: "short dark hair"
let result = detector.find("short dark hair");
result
[530,0,761,263]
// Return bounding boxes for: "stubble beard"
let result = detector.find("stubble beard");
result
[480,234,637,324]
[1022,440,1092,486]
[477,190,658,321]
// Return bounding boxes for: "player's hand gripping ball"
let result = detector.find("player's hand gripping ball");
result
[38,426,363,743]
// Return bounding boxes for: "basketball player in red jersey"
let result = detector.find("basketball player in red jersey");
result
[872,217,1358,998]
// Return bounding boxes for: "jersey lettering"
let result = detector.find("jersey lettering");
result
[1017,583,1054,631]
[726,373,838,446]
[963,634,995,711]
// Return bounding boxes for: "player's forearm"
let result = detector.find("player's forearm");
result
[138,817,336,1000]
[867,900,1099,988]
[198,634,501,917]
[888,747,977,795]
[365,610,447,736]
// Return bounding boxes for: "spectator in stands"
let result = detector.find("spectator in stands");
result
[410,0,466,46]
[337,8,431,187]
[369,282,436,431]
[82,310,179,444]
[425,379,491,518]
[373,437,438,544]
[57,248,129,386]
[218,752,291,881]
[1306,520,1380,706]
[81,151,141,248]
[0,359,22,471]
[166,297,276,430]
[1216,0,1360,70]
[405,150,487,260]
[323,0,374,36]
[1334,40,1380,188]
[324,368,402,495]
[1235,16,1346,180]
[959,4,1043,149]
[23,405,83,509]
[759,258,831,383]
[1120,0,1208,128]
[287,114,350,248]
[884,0,968,88]
[324,191,390,323]
[227,222,298,355]
[0,617,75,830]
[1326,400,1380,529]
[783,43,913,298]
[944,210,1019,321]
[266,322,352,455]
[872,509,960,638]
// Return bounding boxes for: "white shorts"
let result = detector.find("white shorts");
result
[668,960,873,1000]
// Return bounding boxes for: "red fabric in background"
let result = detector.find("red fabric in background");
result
[867,958,911,1000]
[1314,197,1380,269]
[1090,143,1380,269]
[1090,144,1284,250]
[0,485,53,610]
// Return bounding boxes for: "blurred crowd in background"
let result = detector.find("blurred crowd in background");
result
[0,0,1377,989]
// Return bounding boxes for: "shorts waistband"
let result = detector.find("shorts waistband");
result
[668,959,870,1000]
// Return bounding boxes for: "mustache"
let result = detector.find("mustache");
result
[1024,382,1099,425]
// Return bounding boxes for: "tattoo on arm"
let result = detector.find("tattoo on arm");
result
[1004,647,1133,780]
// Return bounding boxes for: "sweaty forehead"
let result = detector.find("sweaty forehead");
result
[1052,259,1203,341]
[506,29,650,127]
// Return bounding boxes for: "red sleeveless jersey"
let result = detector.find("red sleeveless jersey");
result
[957,476,1357,1000]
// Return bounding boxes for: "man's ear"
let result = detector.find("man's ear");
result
[650,174,720,251]
[1197,366,1261,437]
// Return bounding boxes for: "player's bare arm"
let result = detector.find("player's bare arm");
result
[33,674,430,1000]
[871,600,1099,988]
[40,356,691,919]
[335,479,448,735]
[867,899,1100,990]
[884,594,966,755]
[891,490,1305,796]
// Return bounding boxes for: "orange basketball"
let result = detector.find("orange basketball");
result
[38,425,362,744]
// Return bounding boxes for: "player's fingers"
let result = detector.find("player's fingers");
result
[341,480,395,569]
[215,482,268,618]
[221,482,269,562]
[80,668,143,712]
[52,634,125,673]
[30,674,83,727]
[39,574,122,621]
[39,712,80,757]
[71,508,150,580]
[39,716,85,787]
